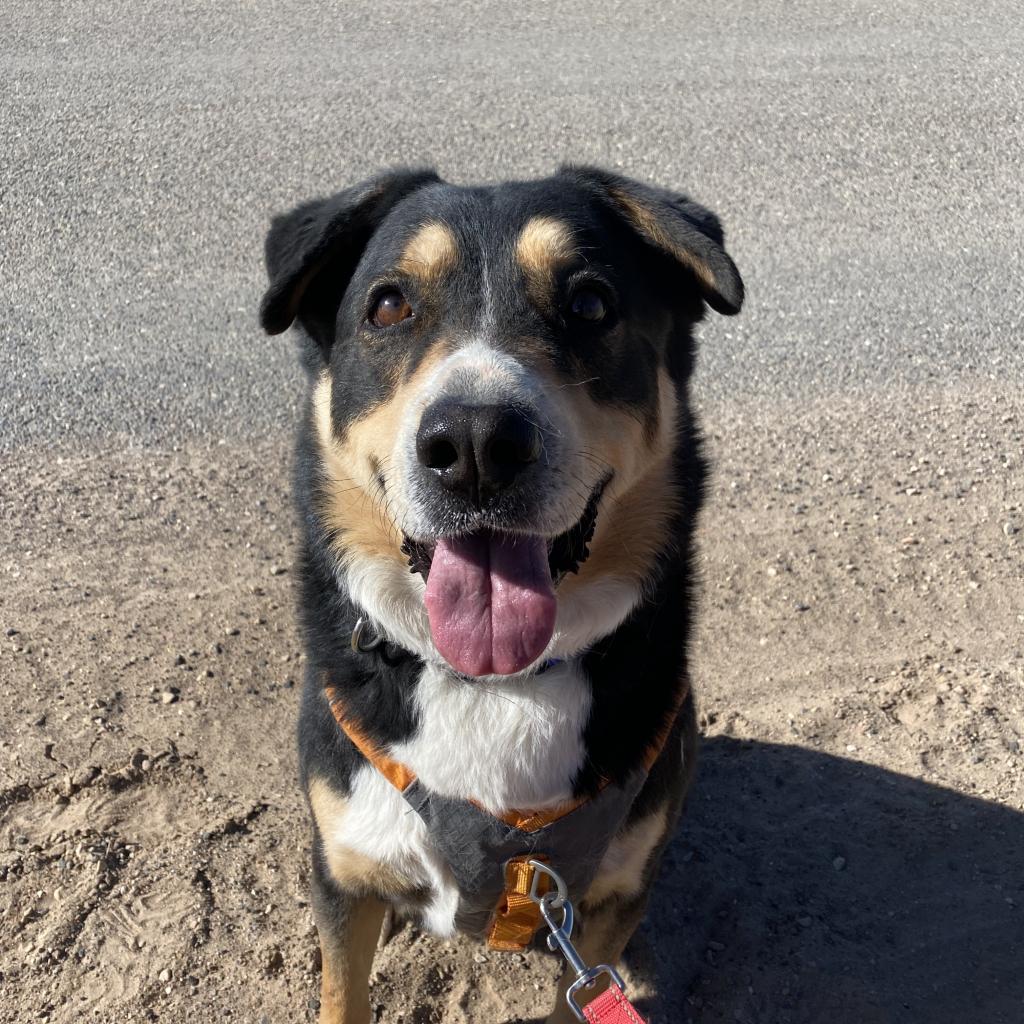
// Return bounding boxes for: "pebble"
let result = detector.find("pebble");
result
[225,627,240,636]
[158,968,172,983]
[833,856,847,871]
[708,940,726,951]
[161,690,179,705]
[1004,522,1018,536]
[797,915,812,927]
[269,565,287,576]
[473,953,489,964]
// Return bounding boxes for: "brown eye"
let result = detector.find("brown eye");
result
[370,289,413,328]
[569,287,607,323]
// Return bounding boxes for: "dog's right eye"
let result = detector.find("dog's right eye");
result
[567,286,609,324]
[369,289,413,328]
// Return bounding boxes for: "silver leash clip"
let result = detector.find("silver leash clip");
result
[351,616,383,653]
[526,859,627,1022]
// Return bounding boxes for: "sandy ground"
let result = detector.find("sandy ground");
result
[2,384,1022,1024]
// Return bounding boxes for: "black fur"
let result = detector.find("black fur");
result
[261,165,742,920]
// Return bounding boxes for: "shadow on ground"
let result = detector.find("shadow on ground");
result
[622,738,1024,1024]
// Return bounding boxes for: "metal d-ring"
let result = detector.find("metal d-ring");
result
[527,858,569,911]
[351,616,383,653]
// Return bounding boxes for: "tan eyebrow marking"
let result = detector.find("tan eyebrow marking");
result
[515,216,576,286]
[397,221,458,282]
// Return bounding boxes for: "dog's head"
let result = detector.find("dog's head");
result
[261,167,742,678]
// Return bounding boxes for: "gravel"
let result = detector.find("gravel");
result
[2,0,1023,454]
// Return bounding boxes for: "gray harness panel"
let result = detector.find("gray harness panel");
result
[402,770,650,937]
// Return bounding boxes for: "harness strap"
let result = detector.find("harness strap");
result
[643,676,690,771]
[324,683,588,833]
[323,669,690,952]
[486,855,551,951]
[324,687,415,792]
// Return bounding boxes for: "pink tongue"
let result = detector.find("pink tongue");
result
[424,532,557,677]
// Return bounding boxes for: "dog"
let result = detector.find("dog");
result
[259,165,743,1023]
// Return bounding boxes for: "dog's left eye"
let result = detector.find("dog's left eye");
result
[370,289,413,328]
[568,287,607,323]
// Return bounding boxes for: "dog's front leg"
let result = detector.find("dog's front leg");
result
[311,857,386,1024]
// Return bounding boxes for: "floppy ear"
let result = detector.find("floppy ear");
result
[560,165,744,316]
[259,167,442,344]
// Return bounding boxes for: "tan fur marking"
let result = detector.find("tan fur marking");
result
[552,368,680,594]
[314,342,450,570]
[397,221,458,281]
[610,187,717,291]
[515,216,576,287]
[308,777,416,897]
[585,808,670,906]
[317,894,385,1024]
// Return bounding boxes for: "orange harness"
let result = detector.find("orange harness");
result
[325,679,686,949]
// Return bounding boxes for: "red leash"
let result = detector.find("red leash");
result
[526,860,649,1023]
[582,983,647,1023]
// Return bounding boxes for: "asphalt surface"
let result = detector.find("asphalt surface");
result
[2,0,1022,453]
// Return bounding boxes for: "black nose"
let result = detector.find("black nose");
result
[416,401,543,505]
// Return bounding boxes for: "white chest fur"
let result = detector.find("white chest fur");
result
[329,660,592,936]
[390,660,592,814]
[335,765,463,935]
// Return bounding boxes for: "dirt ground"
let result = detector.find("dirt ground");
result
[2,383,1022,1024]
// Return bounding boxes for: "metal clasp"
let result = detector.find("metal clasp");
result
[527,858,568,910]
[351,616,383,653]
[526,859,628,1022]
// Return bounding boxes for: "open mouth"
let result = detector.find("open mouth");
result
[400,477,608,677]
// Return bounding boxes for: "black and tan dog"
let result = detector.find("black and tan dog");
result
[259,166,743,1023]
